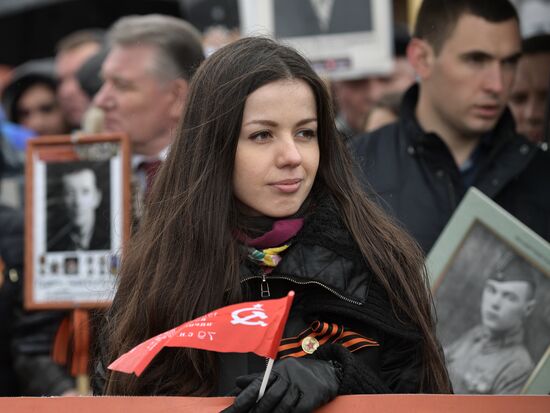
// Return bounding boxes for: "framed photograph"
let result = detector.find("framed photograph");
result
[25,133,131,309]
[427,187,550,395]
[238,0,393,80]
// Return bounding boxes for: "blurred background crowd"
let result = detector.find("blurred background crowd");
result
[0,0,549,398]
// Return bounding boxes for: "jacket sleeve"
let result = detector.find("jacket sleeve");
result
[301,295,425,394]
[90,324,108,395]
[13,353,75,395]
[0,204,75,395]
[378,331,424,393]
[309,329,424,394]
[311,342,391,394]
[11,307,75,395]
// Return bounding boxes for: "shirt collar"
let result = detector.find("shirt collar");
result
[131,145,170,170]
[479,324,525,351]
[400,83,516,149]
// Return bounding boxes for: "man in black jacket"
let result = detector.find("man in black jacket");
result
[353,0,550,254]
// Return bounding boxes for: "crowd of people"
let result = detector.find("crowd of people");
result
[0,0,549,409]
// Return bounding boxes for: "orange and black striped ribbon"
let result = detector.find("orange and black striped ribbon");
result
[277,320,379,359]
[52,309,90,376]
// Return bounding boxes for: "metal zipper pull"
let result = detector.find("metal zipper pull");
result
[261,272,271,298]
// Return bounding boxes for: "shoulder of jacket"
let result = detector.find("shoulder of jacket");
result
[494,134,550,180]
[353,122,401,149]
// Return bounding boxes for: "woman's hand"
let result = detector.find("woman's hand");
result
[222,357,341,413]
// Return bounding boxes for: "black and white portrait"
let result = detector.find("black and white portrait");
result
[27,134,129,309]
[239,0,391,80]
[64,256,79,275]
[274,0,372,38]
[46,160,111,252]
[434,222,550,394]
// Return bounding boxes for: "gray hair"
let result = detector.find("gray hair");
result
[108,14,205,81]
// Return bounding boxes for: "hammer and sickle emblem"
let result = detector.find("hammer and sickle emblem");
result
[231,304,268,327]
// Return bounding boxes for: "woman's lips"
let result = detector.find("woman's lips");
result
[270,179,302,193]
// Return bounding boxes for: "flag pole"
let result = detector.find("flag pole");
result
[257,357,275,401]
[257,291,294,401]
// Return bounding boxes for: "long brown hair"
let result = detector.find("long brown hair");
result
[102,37,451,395]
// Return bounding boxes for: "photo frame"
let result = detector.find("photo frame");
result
[238,0,393,80]
[25,133,131,309]
[427,187,550,395]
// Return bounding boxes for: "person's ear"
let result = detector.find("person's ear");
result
[407,38,435,80]
[168,78,189,121]
[524,299,536,318]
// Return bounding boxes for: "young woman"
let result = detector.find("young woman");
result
[96,37,451,409]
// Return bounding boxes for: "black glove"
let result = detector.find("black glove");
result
[222,357,342,413]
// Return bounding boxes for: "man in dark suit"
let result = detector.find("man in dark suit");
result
[48,167,109,251]
[274,0,372,38]
[93,15,205,217]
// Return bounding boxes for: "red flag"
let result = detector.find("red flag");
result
[108,291,295,376]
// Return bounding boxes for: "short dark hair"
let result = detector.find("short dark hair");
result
[56,29,105,53]
[522,34,550,55]
[394,24,411,57]
[414,0,519,53]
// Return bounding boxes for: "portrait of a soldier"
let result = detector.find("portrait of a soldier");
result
[445,257,538,394]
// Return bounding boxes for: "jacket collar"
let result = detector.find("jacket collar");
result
[238,195,422,338]
[240,193,371,305]
[400,84,518,149]
[476,324,526,352]
[399,84,538,197]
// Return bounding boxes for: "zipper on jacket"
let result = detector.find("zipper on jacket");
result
[240,273,363,306]
[257,271,271,367]
[439,169,458,210]
[260,270,271,298]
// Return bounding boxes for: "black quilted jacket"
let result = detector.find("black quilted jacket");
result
[94,196,436,396]
[220,195,430,395]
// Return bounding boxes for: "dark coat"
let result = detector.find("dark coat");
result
[222,196,429,395]
[11,307,74,395]
[274,0,372,38]
[0,205,23,395]
[93,196,435,395]
[1,205,74,395]
[352,84,550,254]
[47,220,111,252]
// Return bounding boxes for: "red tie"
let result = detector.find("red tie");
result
[138,160,162,194]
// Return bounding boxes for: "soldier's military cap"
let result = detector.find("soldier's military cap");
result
[488,256,538,292]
